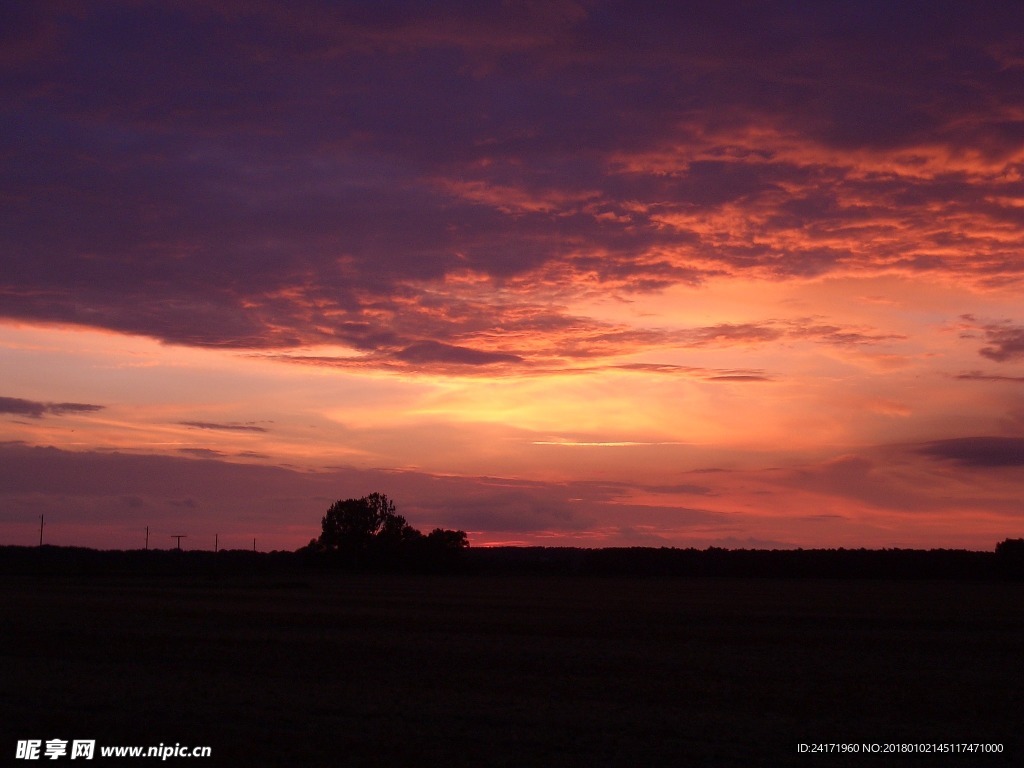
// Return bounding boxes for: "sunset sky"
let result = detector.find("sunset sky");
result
[3,1,1024,551]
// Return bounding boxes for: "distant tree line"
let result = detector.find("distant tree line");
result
[303,493,470,572]
[462,542,1024,580]
[4,531,1024,581]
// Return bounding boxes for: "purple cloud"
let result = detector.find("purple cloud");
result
[0,396,104,419]
[919,437,1024,467]
[2,2,1024,368]
[179,421,269,433]
[956,371,1024,383]
[979,325,1024,363]
[178,448,227,459]
[394,340,523,366]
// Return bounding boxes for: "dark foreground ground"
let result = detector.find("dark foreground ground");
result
[1,573,1021,767]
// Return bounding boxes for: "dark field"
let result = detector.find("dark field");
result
[2,574,1021,766]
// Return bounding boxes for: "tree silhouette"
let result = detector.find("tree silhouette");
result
[315,493,467,570]
[995,538,1024,578]
[317,493,413,566]
[409,528,470,572]
[425,528,469,550]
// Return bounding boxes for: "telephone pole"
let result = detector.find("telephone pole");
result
[39,514,44,547]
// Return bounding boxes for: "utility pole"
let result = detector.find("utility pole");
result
[214,533,218,552]
[39,514,44,547]
[171,535,186,551]
[253,537,256,552]
[145,526,149,551]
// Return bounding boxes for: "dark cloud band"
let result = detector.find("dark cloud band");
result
[0,396,104,419]
[3,3,1024,369]
[919,437,1024,467]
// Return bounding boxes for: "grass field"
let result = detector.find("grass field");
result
[1,573,1021,766]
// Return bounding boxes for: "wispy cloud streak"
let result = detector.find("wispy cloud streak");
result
[179,421,270,433]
